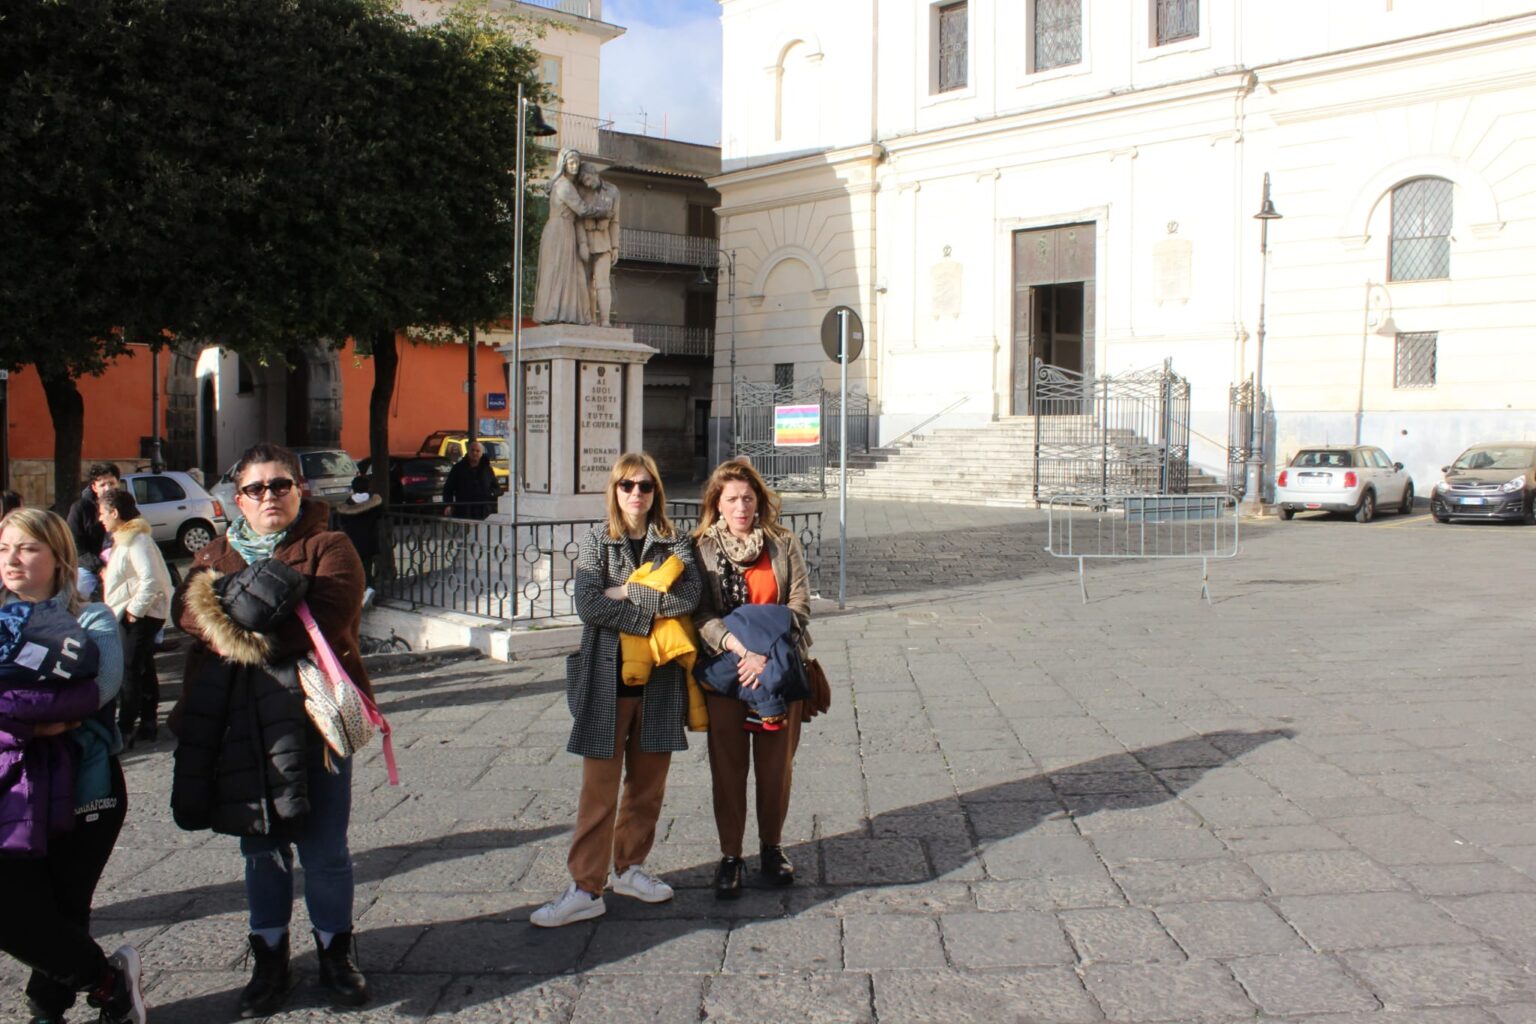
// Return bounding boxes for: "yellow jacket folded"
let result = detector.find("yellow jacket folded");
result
[622,555,708,732]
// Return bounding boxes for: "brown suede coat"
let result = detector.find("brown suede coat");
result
[171,498,373,733]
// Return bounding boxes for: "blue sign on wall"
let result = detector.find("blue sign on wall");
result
[486,392,507,411]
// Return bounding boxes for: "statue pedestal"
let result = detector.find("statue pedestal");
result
[496,324,656,521]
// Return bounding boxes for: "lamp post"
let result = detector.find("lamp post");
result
[700,247,736,462]
[508,83,557,523]
[1243,172,1282,514]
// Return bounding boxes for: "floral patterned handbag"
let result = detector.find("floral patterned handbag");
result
[296,602,399,785]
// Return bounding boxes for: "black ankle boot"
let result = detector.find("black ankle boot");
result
[760,845,795,886]
[715,856,744,900]
[238,933,290,1018]
[315,930,369,1007]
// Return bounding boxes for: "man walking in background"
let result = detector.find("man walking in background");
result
[65,462,122,597]
[443,442,498,520]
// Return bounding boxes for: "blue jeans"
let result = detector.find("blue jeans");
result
[240,749,354,936]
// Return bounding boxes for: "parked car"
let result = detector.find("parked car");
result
[1273,445,1414,522]
[1430,443,1536,524]
[211,447,361,521]
[121,470,229,554]
[357,454,452,512]
[418,432,510,493]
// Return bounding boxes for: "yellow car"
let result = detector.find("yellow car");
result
[417,432,510,493]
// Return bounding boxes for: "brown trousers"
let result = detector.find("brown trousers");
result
[567,699,672,894]
[705,694,803,858]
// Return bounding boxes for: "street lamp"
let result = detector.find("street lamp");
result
[1243,172,1282,514]
[699,247,736,463]
[508,84,557,523]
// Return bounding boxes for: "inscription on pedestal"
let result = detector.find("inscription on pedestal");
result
[576,361,624,494]
[523,360,552,493]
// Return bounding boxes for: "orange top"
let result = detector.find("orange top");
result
[742,549,778,605]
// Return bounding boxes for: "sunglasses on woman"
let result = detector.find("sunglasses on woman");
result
[616,479,655,494]
[238,478,296,500]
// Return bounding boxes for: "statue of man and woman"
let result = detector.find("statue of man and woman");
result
[533,148,622,327]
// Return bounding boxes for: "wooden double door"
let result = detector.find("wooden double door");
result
[1011,223,1096,414]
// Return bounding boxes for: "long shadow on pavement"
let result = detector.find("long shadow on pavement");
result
[146,728,1291,1019]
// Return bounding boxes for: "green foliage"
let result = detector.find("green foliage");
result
[0,0,551,374]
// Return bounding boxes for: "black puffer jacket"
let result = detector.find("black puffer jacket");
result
[170,559,311,836]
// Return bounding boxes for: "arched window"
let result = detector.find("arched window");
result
[775,42,816,147]
[1390,177,1452,281]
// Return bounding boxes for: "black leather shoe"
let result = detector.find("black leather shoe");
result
[315,930,369,1007]
[238,933,290,1018]
[715,856,744,900]
[760,845,795,886]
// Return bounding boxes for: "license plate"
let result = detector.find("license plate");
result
[1305,503,1322,509]
[431,495,443,502]
[1459,497,1485,505]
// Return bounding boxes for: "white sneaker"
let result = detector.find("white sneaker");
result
[609,865,674,903]
[97,944,147,1024]
[530,883,606,928]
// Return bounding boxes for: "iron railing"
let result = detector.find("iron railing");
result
[377,505,823,622]
[619,229,721,268]
[1033,358,1191,501]
[618,322,714,358]
[534,109,614,157]
[825,389,871,460]
[1227,375,1257,497]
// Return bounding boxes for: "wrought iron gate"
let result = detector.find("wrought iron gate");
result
[733,376,825,492]
[1227,374,1256,498]
[1032,358,1191,501]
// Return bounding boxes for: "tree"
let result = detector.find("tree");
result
[0,0,548,507]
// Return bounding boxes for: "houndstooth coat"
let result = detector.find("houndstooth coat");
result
[565,524,702,759]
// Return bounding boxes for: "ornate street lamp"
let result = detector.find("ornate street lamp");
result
[1243,173,1282,513]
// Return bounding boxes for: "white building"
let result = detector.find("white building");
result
[710,0,1536,493]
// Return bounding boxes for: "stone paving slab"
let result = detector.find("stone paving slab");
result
[18,505,1536,1021]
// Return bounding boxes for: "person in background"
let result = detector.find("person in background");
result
[65,463,121,600]
[332,476,383,592]
[0,508,145,1024]
[97,490,174,745]
[1,491,21,516]
[442,441,498,521]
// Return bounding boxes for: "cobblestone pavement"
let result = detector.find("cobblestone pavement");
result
[14,505,1536,1022]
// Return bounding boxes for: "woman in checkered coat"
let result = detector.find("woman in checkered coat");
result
[530,453,702,928]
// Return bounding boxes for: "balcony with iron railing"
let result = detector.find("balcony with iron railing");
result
[515,0,596,18]
[618,229,720,268]
[617,322,714,358]
[533,109,614,157]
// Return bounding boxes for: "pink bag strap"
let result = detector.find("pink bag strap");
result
[297,602,399,786]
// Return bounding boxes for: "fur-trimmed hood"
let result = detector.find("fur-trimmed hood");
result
[114,515,154,541]
[181,571,270,666]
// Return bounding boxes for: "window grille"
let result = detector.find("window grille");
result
[1034,0,1082,71]
[1394,332,1437,389]
[1154,0,1198,45]
[1390,177,1452,281]
[937,2,968,92]
[774,363,795,388]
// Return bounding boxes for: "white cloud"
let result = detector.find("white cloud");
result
[599,2,721,146]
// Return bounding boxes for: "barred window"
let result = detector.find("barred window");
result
[774,363,795,388]
[1394,332,1437,389]
[1390,177,1452,281]
[1154,0,1198,45]
[1034,0,1082,71]
[937,2,968,93]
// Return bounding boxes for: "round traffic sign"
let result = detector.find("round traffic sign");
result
[820,306,865,363]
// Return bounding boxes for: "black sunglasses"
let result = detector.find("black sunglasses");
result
[616,479,655,495]
[238,478,296,500]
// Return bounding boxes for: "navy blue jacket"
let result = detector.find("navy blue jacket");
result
[693,604,808,719]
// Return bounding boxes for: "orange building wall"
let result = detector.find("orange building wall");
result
[6,346,162,461]
[338,336,515,458]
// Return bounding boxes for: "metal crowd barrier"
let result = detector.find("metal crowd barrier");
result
[377,506,823,623]
[1043,493,1239,604]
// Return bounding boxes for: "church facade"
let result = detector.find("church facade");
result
[710,1,1536,489]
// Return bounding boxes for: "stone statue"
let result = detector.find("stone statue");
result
[578,163,621,327]
[533,148,609,325]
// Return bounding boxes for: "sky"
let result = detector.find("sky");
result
[598,0,723,146]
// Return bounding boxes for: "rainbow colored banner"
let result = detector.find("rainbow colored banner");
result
[773,404,821,447]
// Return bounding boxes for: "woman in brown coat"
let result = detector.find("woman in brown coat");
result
[171,443,371,1017]
[692,459,812,898]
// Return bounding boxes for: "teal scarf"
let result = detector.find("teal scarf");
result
[226,515,288,566]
